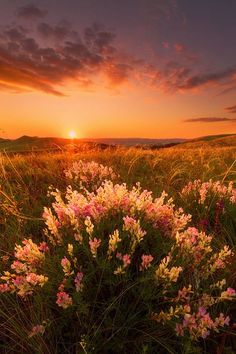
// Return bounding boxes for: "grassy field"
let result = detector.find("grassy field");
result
[0,143,236,353]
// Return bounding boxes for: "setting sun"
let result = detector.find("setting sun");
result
[69,130,77,139]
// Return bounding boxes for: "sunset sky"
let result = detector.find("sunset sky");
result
[0,0,236,139]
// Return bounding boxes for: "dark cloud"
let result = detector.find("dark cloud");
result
[150,64,236,94]
[151,61,191,93]
[37,22,72,41]
[178,67,236,90]
[184,117,236,123]
[0,22,135,95]
[17,4,47,20]
[0,6,235,97]
[225,105,236,114]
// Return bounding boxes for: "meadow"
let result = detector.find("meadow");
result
[0,144,236,353]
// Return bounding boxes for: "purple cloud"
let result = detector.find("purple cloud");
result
[17,4,47,20]
[178,67,236,90]
[184,117,236,123]
[0,22,136,95]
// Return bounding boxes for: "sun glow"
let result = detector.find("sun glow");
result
[69,130,77,139]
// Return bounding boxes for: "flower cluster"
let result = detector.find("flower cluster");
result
[155,256,182,284]
[182,179,236,205]
[175,307,230,339]
[0,161,235,348]
[64,160,118,191]
[151,225,235,339]
[43,181,191,245]
[0,239,48,297]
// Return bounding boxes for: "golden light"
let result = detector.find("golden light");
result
[69,130,77,139]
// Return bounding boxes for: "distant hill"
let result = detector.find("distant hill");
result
[174,134,236,148]
[81,138,187,146]
[0,136,187,153]
[0,134,235,153]
[0,136,99,153]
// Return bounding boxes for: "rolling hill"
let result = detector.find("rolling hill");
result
[174,134,236,148]
[0,136,187,153]
[0,134,236,153]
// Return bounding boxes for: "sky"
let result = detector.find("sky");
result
[0,0,236,139]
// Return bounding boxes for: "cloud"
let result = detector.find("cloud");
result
[178,67,236,90]
[0,22,136,96]
[173,42,185,53]
[150,63,236,94]
[17,4,47,20]
[0,5,235,97]
[225,105,236,114]
[37,22,72,41]
[184,117,236,123]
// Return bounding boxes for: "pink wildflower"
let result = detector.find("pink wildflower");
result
[56,291,72,309]
[122,254,131,267]
[226,287,236,296]
[74,272,84,292]
[197,307,207,317]
[0,283,10,293]
[38,242,49,252]
[61,257,71,276]
[221,287,236,298]
[89,238,101,258]
[140,254,154,271]
[11,260,27,273]
[175,323,184,336]
[116,252,122,260]
[28,324,45,338]
[13,275,25,287]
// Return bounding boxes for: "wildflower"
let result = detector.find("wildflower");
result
[43,208,61,243]
[38,242,49,252]
[14,239,46,271]
[221,287,236,299]
[155,256,182,284]
[61,257,73,276]
[122,254,131,268]
[175,285,193,302]
[209,246,233,273]
[123,216,146,251]
[140,254,154,271]
[89,238,101,258]
[26,273,48,287]
[67,244,74,256]
[74,233,83,243]
[0,283,11,293]
[107,230,121,258]
[114,266,125,275]
[56,291,73,309]
[182,179,236,206]
[74,272,84,292]
[175,323,184,336]
[85,216,94,236]
[214,313,230,327]
[11,260,28,273]
[64,160,118,191]
[1,255,9,262]
[28,324,45,338]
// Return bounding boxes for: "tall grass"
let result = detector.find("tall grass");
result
[0,146,236,353]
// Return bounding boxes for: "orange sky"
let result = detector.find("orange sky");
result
[0,1,236,139]
[1,84,236,139]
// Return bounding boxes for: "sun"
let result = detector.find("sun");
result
[69,130,77,139]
